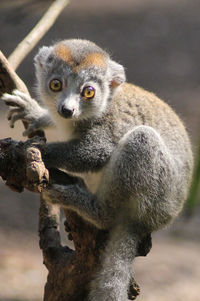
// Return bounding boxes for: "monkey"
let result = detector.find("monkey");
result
[2,39,193,301]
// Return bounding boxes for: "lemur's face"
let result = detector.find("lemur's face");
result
[35,39,125,120]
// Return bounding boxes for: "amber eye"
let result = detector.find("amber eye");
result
[81,86,95,100]
[49,79,62,92]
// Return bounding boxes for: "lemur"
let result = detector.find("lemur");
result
[2,39,193,301]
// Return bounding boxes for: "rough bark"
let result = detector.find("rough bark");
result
[0,51,151,300]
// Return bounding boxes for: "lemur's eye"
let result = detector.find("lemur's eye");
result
[81,86,95,100]
[49,79,62,92]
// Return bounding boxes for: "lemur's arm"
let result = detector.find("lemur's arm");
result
[44,131,115,172]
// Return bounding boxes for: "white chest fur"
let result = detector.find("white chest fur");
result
[73,170,103,193]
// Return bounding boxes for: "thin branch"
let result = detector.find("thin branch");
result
[0,51,29,96]
[8,0,70,71]
[0,51,45,137]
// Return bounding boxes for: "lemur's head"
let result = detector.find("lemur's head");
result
[34,39,126,120]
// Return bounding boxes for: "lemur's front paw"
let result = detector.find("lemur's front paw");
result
[2,90,49,136]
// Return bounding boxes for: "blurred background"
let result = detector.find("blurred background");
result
[0,0,200,300]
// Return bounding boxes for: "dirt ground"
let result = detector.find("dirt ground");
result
[0,0,200,300]
[0,230,200,301]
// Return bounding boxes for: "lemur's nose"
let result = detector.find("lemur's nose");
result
[60,106,74,118]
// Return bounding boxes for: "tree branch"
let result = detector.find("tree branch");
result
[0,51,29,96]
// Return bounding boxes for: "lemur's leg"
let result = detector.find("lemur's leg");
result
[88,126,178,301]
[97,125,178,231]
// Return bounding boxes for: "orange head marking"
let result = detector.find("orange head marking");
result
[74,52,106,72]
[54,44,74,66]
[54,44,107,73]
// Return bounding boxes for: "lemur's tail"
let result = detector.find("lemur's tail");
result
[88,223,139,301]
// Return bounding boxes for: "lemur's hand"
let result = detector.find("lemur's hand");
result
[2,90,53,136]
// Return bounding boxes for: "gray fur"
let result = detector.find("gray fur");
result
[2,39,193,301]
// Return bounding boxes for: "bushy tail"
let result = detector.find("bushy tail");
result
[88,224,139,301]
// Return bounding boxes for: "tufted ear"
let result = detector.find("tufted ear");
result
[108,60,126,89]
[34,46,53,69]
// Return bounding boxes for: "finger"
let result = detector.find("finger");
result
[13,90,31,102]
[2,93,26,108]
[10,112,25,128]
[7,108,22,120]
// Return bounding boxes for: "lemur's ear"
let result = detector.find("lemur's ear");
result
[108,60,126,89]
[34,46,53,69]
